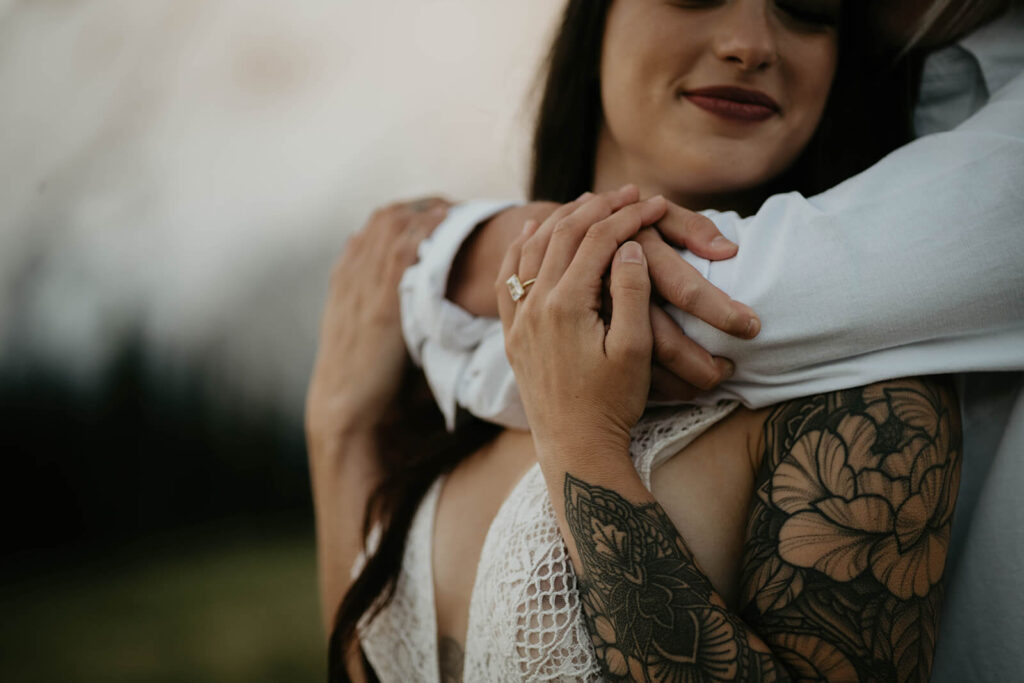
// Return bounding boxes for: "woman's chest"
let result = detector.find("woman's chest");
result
[432,429,537,643]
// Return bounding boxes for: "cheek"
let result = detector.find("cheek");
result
[790,41,838,135]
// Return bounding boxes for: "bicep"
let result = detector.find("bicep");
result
[740,378,961,681]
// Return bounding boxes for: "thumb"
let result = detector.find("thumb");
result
[606,241,652,359]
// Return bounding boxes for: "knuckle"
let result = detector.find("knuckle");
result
[669,279,702,310]
[393,242,416,266]
[614,269,649,293]
[545,297,573,319]
[592,195,613,214]
[552,215,578,237]
[550,203,577,224]
[652,336,678,365]
[582,223,609,244]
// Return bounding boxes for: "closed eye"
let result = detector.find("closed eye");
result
[775,0,841,28]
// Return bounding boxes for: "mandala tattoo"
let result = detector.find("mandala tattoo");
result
[565,378,960,682]
[565,476,778,681]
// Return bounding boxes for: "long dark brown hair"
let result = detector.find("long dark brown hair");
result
[328,364,499,682]
[329,1,925,680]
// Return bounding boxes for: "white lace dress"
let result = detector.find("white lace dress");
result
[357,402,738,682]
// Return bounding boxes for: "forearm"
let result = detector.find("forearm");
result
[534,440,786,681]
[446,201,560,316]
[308,429,381,635]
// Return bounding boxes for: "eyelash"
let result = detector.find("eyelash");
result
[775,2,839,28]
[668,1,840,29]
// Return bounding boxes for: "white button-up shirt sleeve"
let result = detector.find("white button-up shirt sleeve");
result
[400,199,527,431]
[681,71,1024,407]
[400,12,1024,426]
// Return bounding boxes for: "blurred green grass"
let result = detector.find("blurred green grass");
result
[1,527,324,683]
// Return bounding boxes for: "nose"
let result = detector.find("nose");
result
[712,0,780,72]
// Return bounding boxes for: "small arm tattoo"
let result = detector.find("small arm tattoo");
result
[439,635,464,683]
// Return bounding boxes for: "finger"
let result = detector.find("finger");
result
[408,203,449,240]
[402,196,451,214]
[496,219,541,338]
[650,305,735,390]
[517,194,593,284]
[559,196,667,295]
[638,229,760,339]
[656,201,738,261]
[389,213,440,279]
[649,364,701,402]
[538,185,643,286]
[605,242,653,361]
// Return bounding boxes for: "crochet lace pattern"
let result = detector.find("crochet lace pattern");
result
[358,402,738,682]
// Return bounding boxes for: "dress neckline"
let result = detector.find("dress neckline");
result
[428,461,542,671]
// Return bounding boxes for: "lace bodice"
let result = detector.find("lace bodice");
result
[358,402,738,682]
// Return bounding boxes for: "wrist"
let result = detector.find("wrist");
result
[531,422,633,466]
[306,415,378,464]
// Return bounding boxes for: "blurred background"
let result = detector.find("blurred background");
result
[0,1,561,680]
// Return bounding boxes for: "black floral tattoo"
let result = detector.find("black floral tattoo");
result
[564,475,778,681]
[564,378,960,682]
[741,379,960,682]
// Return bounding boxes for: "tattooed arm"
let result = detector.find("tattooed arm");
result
[550,379,961,682]
[495,195,961,681]
[739,379,961,682]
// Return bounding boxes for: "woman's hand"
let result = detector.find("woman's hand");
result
[306,198,449,449]
[496,187,667,453]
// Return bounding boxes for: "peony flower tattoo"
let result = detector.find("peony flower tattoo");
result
[771,381,960,600]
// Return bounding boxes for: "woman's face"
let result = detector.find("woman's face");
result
[595,0,840,209]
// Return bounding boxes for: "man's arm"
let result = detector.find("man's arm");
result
[402,48,1024,429]
[671,69,1024,408]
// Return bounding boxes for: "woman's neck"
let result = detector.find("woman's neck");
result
[592,131,766,217]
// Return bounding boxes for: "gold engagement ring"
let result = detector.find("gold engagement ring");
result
[506,274,536,302]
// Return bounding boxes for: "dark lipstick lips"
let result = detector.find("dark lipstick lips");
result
[683,86,780,122]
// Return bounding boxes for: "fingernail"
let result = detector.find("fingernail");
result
[746,317,760,337]
[578,191,594,201]
[717,358,736,379]
[619,241,644,264]
[618,183,636,193]
[711,235,737,249]
[645,195,665,207]
[523,219,538,235]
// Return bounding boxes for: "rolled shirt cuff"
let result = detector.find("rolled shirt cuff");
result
[400,199,523,430]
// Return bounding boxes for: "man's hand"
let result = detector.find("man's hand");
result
[638,201,762,400]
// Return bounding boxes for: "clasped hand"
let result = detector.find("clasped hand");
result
[306,198,449,448]
[497,186,670,452]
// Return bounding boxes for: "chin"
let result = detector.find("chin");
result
[655,149,777,203]
[663,171,775,211]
